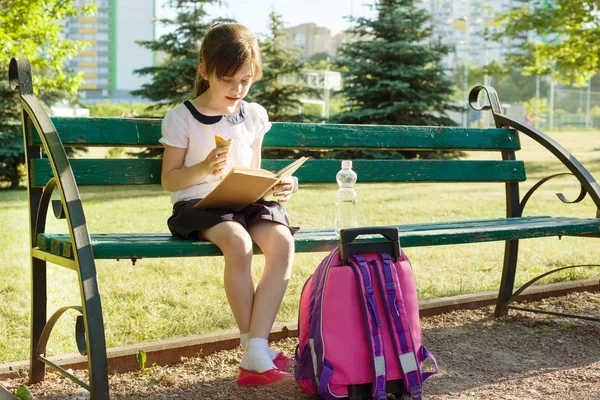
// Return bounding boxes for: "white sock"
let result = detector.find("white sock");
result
[240,338,276,373]
[240,332,280,360]
[240,332,249,349]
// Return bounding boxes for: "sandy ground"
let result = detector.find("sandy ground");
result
[2,291,599,399]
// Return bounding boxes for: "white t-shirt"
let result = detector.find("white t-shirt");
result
[160,100,272,204]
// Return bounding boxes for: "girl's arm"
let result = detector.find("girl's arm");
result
[161,145,229,192]
[250,136,263,168]
[250,136,296,201]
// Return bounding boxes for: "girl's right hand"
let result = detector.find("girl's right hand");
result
[204,146,230,176]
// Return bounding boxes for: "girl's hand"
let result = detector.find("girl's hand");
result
[272,176,295,202]
[204,146,230,177]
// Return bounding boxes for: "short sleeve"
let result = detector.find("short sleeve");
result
[250,103,272,140]
[160,107,189,148]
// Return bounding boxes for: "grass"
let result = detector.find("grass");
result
[1,129,600,363]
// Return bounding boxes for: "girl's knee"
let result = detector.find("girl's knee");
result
[221,230,253,259]
[263,227,295,260]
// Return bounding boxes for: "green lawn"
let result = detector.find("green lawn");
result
[1,129,599,363]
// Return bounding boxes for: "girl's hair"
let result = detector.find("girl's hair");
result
[192,23,262,98]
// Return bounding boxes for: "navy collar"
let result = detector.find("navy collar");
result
[183,100,246,125]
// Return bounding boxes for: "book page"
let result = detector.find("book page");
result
[194,172,278,209]
[275,156,310,179]
[229,166,275,178]
[193,157,309,210]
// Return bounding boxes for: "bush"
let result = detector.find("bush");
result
[84,102,170,118]
[0,128,24,189]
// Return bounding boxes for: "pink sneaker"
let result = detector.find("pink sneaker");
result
[236,367,294,387]
[273,352,294,371]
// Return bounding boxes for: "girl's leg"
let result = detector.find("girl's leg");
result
[203,220,294,383]
[200,221,254,333]
[247,221,294,339]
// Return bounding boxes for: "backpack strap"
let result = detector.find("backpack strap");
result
[373,252,425,400]
[420,346,439,381]
[308,248,340,397]
[350,254,388,400]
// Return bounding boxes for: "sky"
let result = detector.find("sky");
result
[155,0,377,37]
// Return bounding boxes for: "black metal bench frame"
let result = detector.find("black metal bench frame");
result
[9,57,600,399]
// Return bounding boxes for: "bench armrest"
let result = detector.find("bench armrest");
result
[470,85,600,213]
[10,58,93,260]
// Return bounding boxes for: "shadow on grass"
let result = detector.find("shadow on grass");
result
[525,158,600,178]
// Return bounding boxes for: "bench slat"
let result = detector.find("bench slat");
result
[31,158,526,186]
[37,216,600,259]
[41,118,521,150]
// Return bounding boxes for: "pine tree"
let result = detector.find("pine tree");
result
[335,0,458,126]
[132,0,230,107]
[246,12,314,122]
[131,0,229,158]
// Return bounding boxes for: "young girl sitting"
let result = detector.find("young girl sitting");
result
[159,23,298,387]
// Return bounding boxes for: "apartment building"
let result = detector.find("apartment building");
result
[425,0,532,67]
[64,0,155,103]
[285,23,356,59]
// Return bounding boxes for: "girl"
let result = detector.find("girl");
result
[159,23,297,387]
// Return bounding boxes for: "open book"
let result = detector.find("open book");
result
[194,157,310,210]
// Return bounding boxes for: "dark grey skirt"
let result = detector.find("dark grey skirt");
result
[167,199,300,239]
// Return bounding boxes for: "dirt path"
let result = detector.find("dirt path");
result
[2,291,599,399]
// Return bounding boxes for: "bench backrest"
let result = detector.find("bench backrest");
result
[27,118,525,188]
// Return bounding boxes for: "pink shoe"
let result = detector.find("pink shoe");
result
[236,367,294,387]
[273,352,294,371]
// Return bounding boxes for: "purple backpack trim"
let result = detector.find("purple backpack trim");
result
[295,248,438,399]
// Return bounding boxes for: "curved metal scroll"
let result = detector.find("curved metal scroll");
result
[510,264,600,299]
[35,306,84,357]
[34,177,67,225]
[517,173,588,217]
[75,315,88,355]
[469,85,503,115]
[470,85,600,212]
[9,58,34,95]
[34,177,58,246]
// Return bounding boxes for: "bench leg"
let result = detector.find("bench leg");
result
[495,239,519,317]
[78,259,110,400]
[30,257,47,383]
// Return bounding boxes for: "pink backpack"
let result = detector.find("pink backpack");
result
[294,228,438,400]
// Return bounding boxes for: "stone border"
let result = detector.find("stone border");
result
[1,277,598,379]
[0,385,17,399]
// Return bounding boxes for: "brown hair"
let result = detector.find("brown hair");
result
[192,23,262,98]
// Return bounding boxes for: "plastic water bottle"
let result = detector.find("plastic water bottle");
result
[335,160,358,235]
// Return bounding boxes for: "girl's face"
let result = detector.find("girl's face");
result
[204,62,254,115]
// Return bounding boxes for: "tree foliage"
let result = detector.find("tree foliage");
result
[132,0,229,107]
[497,0,599,87]
[334,0,459,126]
[0,0,93,188]
[467,60,549,103]
[246,12,315,122]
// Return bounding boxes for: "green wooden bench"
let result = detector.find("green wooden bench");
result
[10,57,600,399]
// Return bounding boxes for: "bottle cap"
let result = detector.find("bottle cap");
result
[342,160,352,168]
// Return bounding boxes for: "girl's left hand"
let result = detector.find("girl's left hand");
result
[272,176,295,202]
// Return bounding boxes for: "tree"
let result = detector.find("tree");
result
[497,0,599,87]
[131,0,230,159]
[335,0,459,127]
[132,0,229,108]
[466,60,549,103]
[0,0,93,188]
[246,12,315,122]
